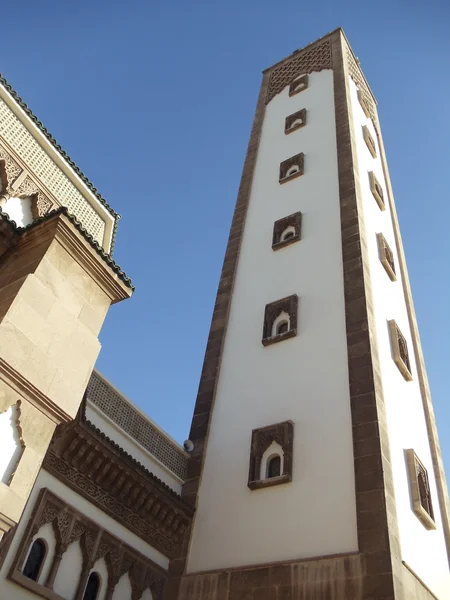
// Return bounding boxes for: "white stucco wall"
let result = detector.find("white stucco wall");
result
[349,77,450,598]
[187,70,358,572]
[85,403,183,493]
[53,539,83,599]
[0,404,22,484]
[0,469,169,600]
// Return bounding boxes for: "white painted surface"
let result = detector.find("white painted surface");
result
[1,196,33,227]
[349,77,450,598]
[0,404,22,484]
[187,70,358,572]
[85,403,183,493]
[111,573,132,600]
[53,540,83,600]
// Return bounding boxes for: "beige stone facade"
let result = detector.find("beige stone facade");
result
[0,74,134,543]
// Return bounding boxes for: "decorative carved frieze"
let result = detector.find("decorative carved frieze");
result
[0,144,22,187]
[9,488,166,600]
[0,144,54,219]
[346,47,376,120]
[16,176,53,218]
[43,417,193,559]
[266,39,332,103]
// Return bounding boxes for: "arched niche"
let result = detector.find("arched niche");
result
[0,403,24,485]
[112,572,132,600]
[272,310,290,338]
[53,539,83,599]
[260,441,284,481]
[21,522,56,585]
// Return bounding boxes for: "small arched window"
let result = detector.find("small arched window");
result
[23,539,47,581]
[83,572,101,600]
[286,165,299,178]
[266,455,281,478]
[281,229,295,242]
[276,320,289,335]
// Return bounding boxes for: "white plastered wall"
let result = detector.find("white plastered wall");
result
[85,403,183,493]
[0,470,169,600]
[0,404,23,484]
[349,77,450,598]
[187,70,358,572]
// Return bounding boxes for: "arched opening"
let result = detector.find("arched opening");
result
[280,226,296,242]
[292,80,305,93]
[276,320,289,335]
[23,539,47,582]
[266,455,281,478]
[272,310,290,338]
[288,118,303,130]
[286,165,299,178]
[83,572,101,600]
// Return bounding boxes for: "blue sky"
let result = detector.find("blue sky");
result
[2,1,450,468]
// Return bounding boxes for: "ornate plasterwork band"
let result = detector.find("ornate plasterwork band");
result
[43,416,193,559]
[9,488,166,600]
[266,39,332,103]
[0,142,54,219]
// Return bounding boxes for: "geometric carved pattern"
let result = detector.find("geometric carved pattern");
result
[0,144,22,185]
[405,449,436,530]
[0,143,54,220]
[388,320,413,381]
[346,47,376,120]
[0,96,106,245]
[43,416,193,558]
[248,421,294,490]
[86,371,188,480]
[377,232,396,281]
[16,176,53,218]
[9,488,167,600]
[266,40,332,103]
[262,295,298,347]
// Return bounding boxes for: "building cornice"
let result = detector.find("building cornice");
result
[9,207,134,296]
[43,416,193,559]
[0,358,71,424]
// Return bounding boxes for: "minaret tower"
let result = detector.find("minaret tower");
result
[168,29,450,599]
